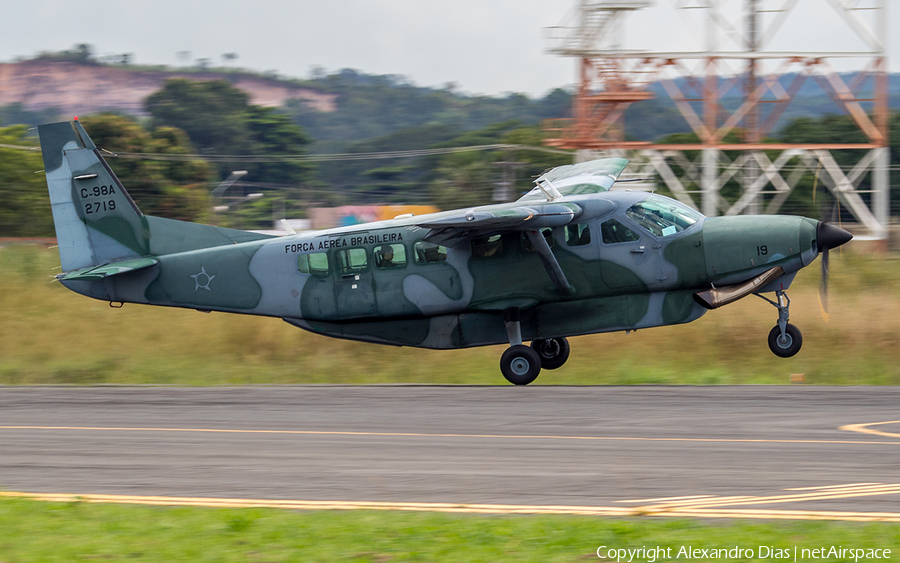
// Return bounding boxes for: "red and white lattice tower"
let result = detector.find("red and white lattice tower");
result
[544,0,889,240]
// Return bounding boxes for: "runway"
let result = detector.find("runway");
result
[1,386,899,520]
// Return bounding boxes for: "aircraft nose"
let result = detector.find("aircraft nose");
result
[817,222,853,251]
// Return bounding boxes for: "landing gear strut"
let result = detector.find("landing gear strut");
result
[759,290,803,357]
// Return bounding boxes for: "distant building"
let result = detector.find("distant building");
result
[261,205,440,236]
[308,205,439,230]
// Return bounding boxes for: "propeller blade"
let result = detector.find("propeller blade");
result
[815,221,851,323]
[819,246,830,321]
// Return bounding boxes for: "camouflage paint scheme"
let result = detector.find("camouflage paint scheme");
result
[39,120,829,376]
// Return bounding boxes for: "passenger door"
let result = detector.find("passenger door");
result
[333,247,377,318]
[371,243,418,317]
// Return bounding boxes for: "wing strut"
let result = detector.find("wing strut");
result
[526,230,575,295]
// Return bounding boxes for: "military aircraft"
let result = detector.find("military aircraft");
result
[39,119,852,385]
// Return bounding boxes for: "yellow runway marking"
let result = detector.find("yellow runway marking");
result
[3,491,900,522]
[616,495,714,504]
[840,421,900,439]
[785,483,882,491]
[620,484,900,512]
[1,425,899,446]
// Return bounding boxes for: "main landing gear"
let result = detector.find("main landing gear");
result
[759,289,802,358]
[531,337,570,370]
[499,308,571,385]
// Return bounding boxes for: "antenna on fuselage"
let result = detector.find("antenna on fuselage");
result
[280,219,297,235]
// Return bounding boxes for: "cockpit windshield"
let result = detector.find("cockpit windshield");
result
[625,196,702,237]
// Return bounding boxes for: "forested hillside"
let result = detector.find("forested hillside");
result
[5,53,897,150]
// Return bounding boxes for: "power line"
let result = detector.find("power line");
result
[0,143,38,151]
[111,143,572,162]
[1,143,572,161]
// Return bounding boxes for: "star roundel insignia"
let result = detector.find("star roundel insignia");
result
[190,265,216,292]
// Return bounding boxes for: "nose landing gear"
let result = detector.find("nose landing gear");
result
[758,289,803,357]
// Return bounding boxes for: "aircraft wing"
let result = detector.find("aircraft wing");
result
[415,202,582,246]
[518,157,629,202]
[413,157,628,293]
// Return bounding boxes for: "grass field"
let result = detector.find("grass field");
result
[1,497,898,562]
[2,243,899,385]
[3,245,899,559]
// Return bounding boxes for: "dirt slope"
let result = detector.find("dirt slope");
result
[0,60,336,117]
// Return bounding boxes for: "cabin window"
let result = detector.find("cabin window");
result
[565,223,591,247]
[625,197,700,237]
[298,252,329,275]
[414,241,448,264]
[471,234,503,258]
[601,219,640,244]
[335,247,368,276]
[521,228,555,251]
[374,244,406,269]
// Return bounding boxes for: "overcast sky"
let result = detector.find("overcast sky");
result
[1,0,895,98]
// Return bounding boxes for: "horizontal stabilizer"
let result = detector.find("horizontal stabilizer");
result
[57,257,158,282]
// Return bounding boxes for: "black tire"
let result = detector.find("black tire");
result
[530,337,570,370]
[768,323,802,358]
[500,345,542,385]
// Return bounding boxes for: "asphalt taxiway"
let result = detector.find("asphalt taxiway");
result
[1,386,898,520]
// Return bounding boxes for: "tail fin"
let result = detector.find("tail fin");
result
[38,120,148,272]
[38,119,275,274]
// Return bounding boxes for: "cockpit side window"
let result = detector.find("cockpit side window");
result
[625,198,700,237]
[601,219,640,244]
[374,244,406,269]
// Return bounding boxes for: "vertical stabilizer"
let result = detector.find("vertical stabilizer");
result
[38,120,147,272]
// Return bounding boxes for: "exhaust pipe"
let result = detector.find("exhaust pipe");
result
[694,266,785,310]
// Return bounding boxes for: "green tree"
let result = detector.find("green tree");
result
[243,105,313,184]
[145,79,251,159]
[285,69,573,144]
[499,125,572,183]
[145,80,317,229]
[145,79,313,185]
[0,103,62,128]
[429,123,573,210]
[0,125,52,236]
[35,43,97,64]
[315,123,463,205]
[81,113,212,221]
[310,120,573,211]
